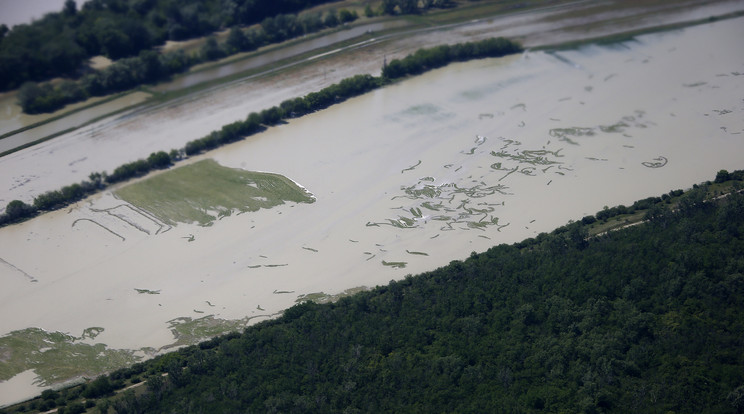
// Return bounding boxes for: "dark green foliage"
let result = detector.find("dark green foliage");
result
[5,1,363,114]
[33,190,67,211]
[3,200,35,223]
[339,9,359,24]
[200,36,225,62]
[225,27,257,54]
[74,188,744,413]
[105,159,151,184]
[259,106,285,125]
[380,0,456,15]
[7,1,359,113]
[15,7,353,113]
[40,389,58,401]
[17,80,86,114]
[382,38,522,80]
[364,4,376,18]
[147,151,172,170]
[716,169,731,183]
[62,402,85,414]
[0,0,342,92]
[82,376,114,399]
[323,10,340,28]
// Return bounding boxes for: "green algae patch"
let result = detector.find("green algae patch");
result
[114,159,315,226]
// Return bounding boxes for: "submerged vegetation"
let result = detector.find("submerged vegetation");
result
[3,180,743,413]
[0,36,523,228]
[115,159,316,226]
[0,327,139,387]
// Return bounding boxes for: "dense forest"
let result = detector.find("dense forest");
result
[3,177,743,414]
[0,37,522,227]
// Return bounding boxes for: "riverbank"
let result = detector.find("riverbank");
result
[1,1,743,408]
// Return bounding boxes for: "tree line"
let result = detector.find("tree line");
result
[378,0,458,16]
[14,5,360,114]
[0,0,345,93]
[5,179,744,413]
[8,0,485,114]
[1,37,523,227]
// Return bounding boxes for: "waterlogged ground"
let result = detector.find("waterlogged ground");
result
[1,16,743,406]
[114,159,315,227]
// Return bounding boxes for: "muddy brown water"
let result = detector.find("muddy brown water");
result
[0,14,743,407]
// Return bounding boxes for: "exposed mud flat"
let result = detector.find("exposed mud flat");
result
[0,14,743,407]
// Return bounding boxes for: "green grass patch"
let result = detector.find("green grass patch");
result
[114,159,315,226]
[586,211,646,236]
[0,327,139,385]
[163,316,262,351]
[295,287,369,304]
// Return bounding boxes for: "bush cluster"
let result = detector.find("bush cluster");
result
[382,37,523,79]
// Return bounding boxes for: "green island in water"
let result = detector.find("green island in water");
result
[114,159,315,227]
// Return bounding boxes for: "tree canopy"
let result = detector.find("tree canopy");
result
[0,0,342,92]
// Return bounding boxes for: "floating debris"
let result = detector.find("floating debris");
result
[642,156,668,168]
[382,260,407,269]
[402,160,422,173]
[406,250,429,256]
[134,288,160,295]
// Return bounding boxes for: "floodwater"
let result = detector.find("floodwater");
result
[0,16,743,406]
[154,20,408,92]
[0,92,152,154]
[0,0,83,27]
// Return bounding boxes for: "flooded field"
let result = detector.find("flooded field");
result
[0,91,152,154]
[153,20,409,92]
[0,15,743,406]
